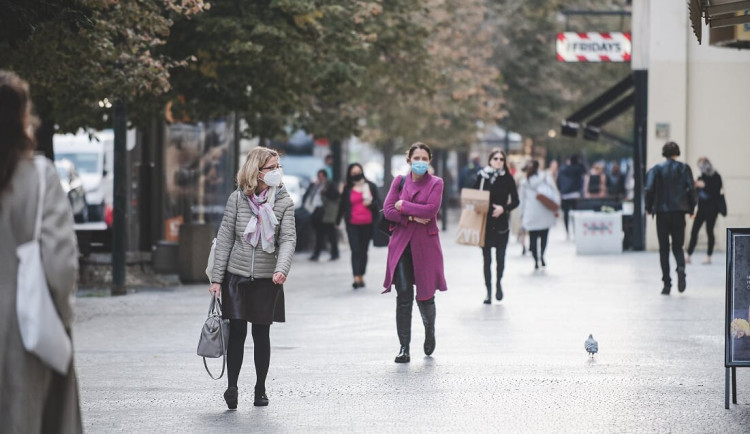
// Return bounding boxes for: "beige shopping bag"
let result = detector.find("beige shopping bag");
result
[456,188,490,247]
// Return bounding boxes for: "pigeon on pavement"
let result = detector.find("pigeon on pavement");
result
[585,334,598,357]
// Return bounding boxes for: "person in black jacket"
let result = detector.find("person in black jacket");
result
[645,142,697,295]
[473,149,520,304]
[337,163,381,289]
[686,157,723,265]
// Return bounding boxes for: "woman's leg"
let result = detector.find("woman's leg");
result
[416,297,436,356]
[359,224,374,276]
[251,324,271,396]
[529,230,539,267]
[394,245,415,363]
[495,231,510,299]
[539,229,549,266]
[346,224,362,277]
[482,244,493,302]
[705,210,719,258]
[686,208,706,256]
[227,319,248,389]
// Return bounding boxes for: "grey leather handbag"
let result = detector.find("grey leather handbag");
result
[197,294,229,380]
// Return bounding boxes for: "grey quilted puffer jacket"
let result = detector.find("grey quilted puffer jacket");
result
[211,187,296,283]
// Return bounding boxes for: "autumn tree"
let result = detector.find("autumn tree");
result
[0,0,207,156]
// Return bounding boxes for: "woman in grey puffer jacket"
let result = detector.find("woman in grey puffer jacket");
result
[209,147,296,409]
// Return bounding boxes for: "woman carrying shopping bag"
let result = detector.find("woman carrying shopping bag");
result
[208,147,296,409]
[519,160,559,270]
[382,142,447,363]
[0,70,82,433]
[473,149,519,304]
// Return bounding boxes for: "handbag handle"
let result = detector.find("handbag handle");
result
[203,293,226,380]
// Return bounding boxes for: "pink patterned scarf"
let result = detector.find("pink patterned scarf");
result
[243,188,278,253]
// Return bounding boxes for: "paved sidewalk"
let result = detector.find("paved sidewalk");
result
[73,224,750,433]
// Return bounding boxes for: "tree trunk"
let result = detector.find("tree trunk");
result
[36,117,55,160]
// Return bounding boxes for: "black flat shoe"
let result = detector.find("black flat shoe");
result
[254,393,269,407]
[224,387,238,410]
[661,285,671,295]
[483,296,491,304]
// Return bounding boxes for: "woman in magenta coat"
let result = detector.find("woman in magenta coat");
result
[382,142,447,363]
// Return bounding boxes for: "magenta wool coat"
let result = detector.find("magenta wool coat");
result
[382,172,448,300]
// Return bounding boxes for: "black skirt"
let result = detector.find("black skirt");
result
[221,273,285,324]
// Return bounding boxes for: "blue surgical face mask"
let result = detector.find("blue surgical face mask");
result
[411,161,429,176]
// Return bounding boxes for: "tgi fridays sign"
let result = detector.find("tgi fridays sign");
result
[556,32,631,62]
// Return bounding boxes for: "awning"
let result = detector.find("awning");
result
[561,74,634,144]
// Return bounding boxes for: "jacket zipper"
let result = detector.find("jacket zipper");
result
[251,246,256,281]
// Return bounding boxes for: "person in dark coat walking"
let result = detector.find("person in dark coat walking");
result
[645,142,697,295]
[303,169,340,261]
[473,149,519,304]
[337,163,380,289]
[686,157,724,265]
[556,154,586,238]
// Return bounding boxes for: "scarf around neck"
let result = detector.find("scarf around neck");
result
[481,166,506,185]
[243,187,279,253]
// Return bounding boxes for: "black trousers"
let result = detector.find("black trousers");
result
[656,212,686,285]
[395,245,415,346]
[482,231,510,289]
[561,199,576,235]
[687,206,719,256]
[312,221,338,258]
[227,320,271,394]
[346,223,373,276]
[528,229,549,264]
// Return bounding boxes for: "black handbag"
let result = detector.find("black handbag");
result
[376,176,406,237]
[719,194,728,217]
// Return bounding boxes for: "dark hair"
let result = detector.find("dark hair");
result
[407,141,432,161]
[487,148,509,173]
[345,163,365,187]
[317,169,328,179]
[525,159,540,177]
[569,154,580,165]
[662,141,680,158]
[0,70,37,193]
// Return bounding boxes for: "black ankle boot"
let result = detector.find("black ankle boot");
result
[677,267,686,293]
[394,345,410,363]
[496,282,503,301]
[417,299,436,356]
[484,286,491,304]
[224,387,238,409]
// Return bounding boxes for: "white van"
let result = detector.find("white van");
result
[54,130,115,221]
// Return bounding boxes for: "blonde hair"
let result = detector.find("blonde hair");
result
[237,147,280,196]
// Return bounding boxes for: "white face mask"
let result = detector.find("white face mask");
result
[261,168,283,187]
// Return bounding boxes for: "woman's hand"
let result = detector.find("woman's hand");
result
[695,180,706,188]
[414,217,430,225]
[491,204,505,218]
[395,200,403,211]
[209,283,221,297]
[272,272,287,285]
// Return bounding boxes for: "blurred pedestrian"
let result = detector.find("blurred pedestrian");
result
[686,157,724,265]
[519,160,559,270]
[557,154,586,238]
[303,169,340,261]
[459,151,482,191]
[0,70,83,433]
[209,147,296,408]
[324,153,334,180]
[337,163,380,289]
[383,142,447,363]
[645,142,697,295]
[547,159,559,182]
[583,162,607,198]
[473,149,519,304]
[607,161,626,200]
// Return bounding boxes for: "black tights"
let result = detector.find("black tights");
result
[528,229,549,265]
[227,320,270,394]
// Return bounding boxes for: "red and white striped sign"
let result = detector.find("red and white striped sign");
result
[556,32,632,62]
